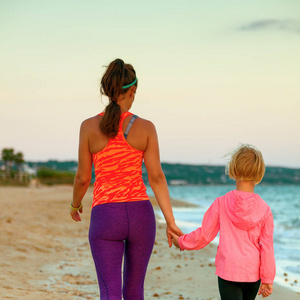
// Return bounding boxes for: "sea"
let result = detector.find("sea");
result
[147,184,300,292]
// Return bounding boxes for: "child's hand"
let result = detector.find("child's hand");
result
[258,283,273,297]
[170,232,180,249]
[166,222,183,247]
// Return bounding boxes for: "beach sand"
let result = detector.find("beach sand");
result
[0,185,299,299]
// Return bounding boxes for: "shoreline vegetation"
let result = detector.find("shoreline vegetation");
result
[1,159,300,187]
[0,185,299,299]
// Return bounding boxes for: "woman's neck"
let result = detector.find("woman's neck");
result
[116,86,135,113]
[236,180,256,193]
[117,99,131,114]
[120,107,129,114]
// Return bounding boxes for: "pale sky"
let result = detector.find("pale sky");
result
[1,0,300,167]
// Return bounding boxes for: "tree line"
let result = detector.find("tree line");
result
[1,148,25,180]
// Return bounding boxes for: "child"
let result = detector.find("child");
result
[171,145,275,299]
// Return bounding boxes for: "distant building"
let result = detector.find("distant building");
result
[22,164,37,176]
[169,180,188,186]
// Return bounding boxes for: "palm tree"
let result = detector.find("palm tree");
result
[14,152,25,174]
[1,148,15,177]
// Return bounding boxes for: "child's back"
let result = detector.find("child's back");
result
[218,190,273,283]
[172,145,276,299]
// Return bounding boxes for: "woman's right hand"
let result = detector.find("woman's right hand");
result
[166,222,184,247]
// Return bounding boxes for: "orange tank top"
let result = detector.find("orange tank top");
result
[92,111,149,207]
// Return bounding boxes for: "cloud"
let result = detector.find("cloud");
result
[240,19,300,34]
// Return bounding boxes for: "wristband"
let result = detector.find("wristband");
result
[70,202,82,211]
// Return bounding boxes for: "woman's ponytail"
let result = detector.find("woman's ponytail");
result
[100,100,121,139]
[100,58,137,139]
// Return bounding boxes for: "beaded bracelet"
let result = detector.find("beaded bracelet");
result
[70,202,82,211]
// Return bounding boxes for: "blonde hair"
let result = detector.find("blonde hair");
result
[226,144,265,184]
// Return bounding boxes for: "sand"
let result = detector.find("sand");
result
[0,185,299,299]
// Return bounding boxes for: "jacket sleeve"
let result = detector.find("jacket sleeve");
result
[178,198,220,250]
[259,208,276,284]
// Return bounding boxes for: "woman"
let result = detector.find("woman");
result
[70,58,182,300]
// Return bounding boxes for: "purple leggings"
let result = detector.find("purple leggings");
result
[89,200,156,300]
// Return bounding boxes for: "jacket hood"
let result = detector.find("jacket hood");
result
[226,190,269,230]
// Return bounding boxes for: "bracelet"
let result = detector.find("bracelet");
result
[70,202,82,211]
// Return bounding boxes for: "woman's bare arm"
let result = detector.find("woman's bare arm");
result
[143,121,183,246]
[71,120,92,222]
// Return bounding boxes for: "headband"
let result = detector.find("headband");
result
[122,78,137,89]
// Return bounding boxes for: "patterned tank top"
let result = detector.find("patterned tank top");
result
[92,111,149,207]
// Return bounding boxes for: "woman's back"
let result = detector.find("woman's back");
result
[88,111,151,206]
[83,112,150,154]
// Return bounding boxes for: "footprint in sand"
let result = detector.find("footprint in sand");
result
[58,263,76,269]
[62,274,96,285]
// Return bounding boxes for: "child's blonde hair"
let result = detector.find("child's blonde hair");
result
[226,144,265,184]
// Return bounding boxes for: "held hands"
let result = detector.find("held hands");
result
[258,283,273,297]
[166,222,183,248]
[170,231,181,249]
[70,203,83,222]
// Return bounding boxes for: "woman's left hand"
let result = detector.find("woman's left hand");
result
[70,204,83,222]
[166,222,183,247]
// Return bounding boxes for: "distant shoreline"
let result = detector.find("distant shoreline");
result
[7,160,300,185]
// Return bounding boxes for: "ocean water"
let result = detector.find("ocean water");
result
[147,184,300,292]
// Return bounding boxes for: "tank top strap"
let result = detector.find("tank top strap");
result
[118,111,133,131]
[124,115,138,139]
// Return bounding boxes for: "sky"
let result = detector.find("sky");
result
[1,0,300,168]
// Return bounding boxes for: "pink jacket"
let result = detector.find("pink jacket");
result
[178,190,276,284]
